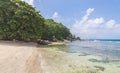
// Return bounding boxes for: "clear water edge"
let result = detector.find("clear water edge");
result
[41,40,120,73]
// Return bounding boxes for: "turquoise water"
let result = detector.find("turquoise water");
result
[66,40,120,60]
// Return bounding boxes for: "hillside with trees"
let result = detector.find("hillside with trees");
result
[0,0,72,42]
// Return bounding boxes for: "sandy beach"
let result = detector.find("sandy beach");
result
[0,41,42,73]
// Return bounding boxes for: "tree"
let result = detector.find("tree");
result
[0,0,72,41]
[41,19,72,40]
[0,0,45,40]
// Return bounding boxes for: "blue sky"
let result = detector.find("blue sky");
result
[23,0,120,39]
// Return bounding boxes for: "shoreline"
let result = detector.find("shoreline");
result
[38,44,120,73]
[0,40,69,73]
[0,41,120,73]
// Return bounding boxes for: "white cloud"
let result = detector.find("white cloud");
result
[51,12,65,23]
[52,12,59,19]
[71,8,120,39]
[105,20,115,29]
[51,12,74,28]
[21,0,34,6]
[83,8,94,21]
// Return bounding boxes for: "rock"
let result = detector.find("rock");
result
[37,40,51,45]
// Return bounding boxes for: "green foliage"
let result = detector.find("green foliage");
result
[0,0,44,40]
[41,19,72,40]
[0,0,72,41]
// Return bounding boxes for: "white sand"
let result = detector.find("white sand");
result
[0,42,42,73]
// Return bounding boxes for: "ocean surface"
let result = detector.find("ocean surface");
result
[66,40,120,60]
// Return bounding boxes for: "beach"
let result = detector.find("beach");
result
[0,41,42,73]
[0,41,120,73]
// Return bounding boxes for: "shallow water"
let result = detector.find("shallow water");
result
[67,41,120,59]
[41,40,120,73]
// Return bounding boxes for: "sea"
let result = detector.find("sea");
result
[46,39,120,73]
[66,39,120,61]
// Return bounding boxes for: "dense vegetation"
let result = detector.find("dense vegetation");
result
[0,0,72,41]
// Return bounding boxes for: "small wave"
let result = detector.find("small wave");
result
[93,40,100,42]
[92,40,120,43]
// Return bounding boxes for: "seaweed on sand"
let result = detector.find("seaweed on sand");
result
[117,66,120,68]
[68,64,98,73]
[88,59,100,62]
[88,58,109,63]
[78,53,90,56]
[94,66,105,71]
[89,58,120,63]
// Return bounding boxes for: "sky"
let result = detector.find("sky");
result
[22,0,120,39]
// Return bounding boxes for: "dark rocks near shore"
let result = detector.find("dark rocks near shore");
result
[37,40,51,45]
